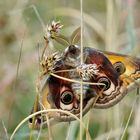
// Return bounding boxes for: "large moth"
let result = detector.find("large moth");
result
[29,22,140,129]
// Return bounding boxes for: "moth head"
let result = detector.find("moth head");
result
[62,45,81,67]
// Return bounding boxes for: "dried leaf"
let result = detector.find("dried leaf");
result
[70,27,81,45]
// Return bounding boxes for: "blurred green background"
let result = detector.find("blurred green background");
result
[0,0,140,140]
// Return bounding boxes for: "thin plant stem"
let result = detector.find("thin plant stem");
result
[8,30,25,129]
[80,0,84,139]
[120,98,137,140]
[2,121,9,140]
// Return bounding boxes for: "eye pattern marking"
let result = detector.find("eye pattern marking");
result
[113,61,126,75]
[60,91,74,105]
[60,90,74,111]
[97,77,111,91]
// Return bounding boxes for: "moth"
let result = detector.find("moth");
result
[29,22,140,129]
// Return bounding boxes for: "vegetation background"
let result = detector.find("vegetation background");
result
[0,0,140,140]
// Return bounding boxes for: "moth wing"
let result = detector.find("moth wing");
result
[103,51,140,89]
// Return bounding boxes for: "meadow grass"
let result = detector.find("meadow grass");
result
[0,0,140,140]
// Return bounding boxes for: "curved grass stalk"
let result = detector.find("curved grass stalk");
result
[10,109,92,140]
[50,73,105,86]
